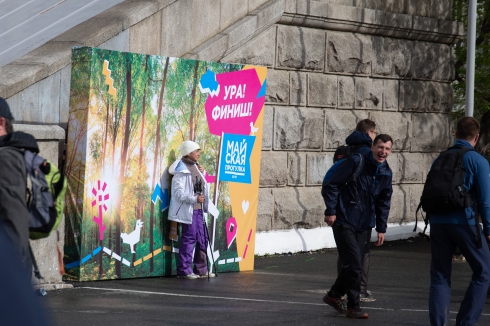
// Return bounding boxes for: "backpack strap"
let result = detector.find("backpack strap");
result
[24,151,48,210]
[450,146,482,247]
[29,175,45,209]
[413,202,429,240]
[350,153,364,183]
[339,154,365,205]
[448,145,474,152]
[339,153,364,187]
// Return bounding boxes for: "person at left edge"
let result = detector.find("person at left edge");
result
[168,140,215,279]
[0,97,40,279]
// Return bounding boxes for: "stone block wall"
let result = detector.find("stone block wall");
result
[0,0,462,270]
[207,0,459,233]
[253,24,454,231]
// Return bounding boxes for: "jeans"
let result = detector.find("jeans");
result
[429,224,490,326]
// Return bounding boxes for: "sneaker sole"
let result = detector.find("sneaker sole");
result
[360,297,376,302]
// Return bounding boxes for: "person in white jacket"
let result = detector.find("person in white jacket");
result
[168,140,214,279]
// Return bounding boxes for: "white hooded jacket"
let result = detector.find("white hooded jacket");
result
[168,159,209,224]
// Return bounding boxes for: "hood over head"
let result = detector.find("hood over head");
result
[345,130,373,148]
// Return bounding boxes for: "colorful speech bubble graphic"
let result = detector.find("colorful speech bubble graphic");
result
[202,69,265,136]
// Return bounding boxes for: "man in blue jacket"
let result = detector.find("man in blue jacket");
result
[322,134,393,319]
[428,117,490,326]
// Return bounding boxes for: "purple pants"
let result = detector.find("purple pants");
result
[177,209,209,276]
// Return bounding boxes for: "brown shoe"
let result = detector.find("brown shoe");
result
[346,306,369,319]
[323,292,346,313]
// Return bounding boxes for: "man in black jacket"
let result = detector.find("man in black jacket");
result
[322,134,393,319]
[0,97,40,277]
[324,119,377,302]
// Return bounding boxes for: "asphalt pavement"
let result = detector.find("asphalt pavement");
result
[43,236,490,325]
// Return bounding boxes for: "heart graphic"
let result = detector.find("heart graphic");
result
[242,200,249,214]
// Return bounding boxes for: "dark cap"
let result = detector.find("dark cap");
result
[0,97,14,121]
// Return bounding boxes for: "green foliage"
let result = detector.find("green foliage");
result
[452,0,490,121]
[65,48,248,280]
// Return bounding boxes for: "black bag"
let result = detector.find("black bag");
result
[333,145,363,163]
[322,153,364,200]
[420,147,473,214]
[414,147,480,246]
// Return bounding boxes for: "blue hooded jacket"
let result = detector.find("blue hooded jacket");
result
[322,148,393,233]
[428,139,490,235]
[323,131,373,181]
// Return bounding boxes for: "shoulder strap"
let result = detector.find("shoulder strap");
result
[448,146,475,155]
[336,153,365,190]
[350,153,364,182]
[451,146,482,248]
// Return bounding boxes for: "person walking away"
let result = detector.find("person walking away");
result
[428,117,490,326]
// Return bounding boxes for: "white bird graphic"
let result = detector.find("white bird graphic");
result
[250,121,259,135]
[121,219,143,253]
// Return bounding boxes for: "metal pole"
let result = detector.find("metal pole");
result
[465,0,477,117]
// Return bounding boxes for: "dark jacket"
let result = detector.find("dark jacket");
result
[429,140,490,235]
[323,131,373,182]
[322,150,393,233]
[0,131,39,270]
[0,219,50,326]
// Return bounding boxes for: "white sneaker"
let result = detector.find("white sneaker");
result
[177,273,199,279]
[199,272,216,278]
[360,290,376,302]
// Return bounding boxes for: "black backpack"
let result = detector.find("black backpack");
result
[322,153,365,201]
[333,145,364,163]
[414,147,480,245]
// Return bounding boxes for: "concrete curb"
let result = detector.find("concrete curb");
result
[255,222,430,255]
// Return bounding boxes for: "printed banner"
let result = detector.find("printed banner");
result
[219,134,255,184]
[201,69,265,136]
[64,47,266,281]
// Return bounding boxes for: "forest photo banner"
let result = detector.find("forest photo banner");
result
[64,47,267,281]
